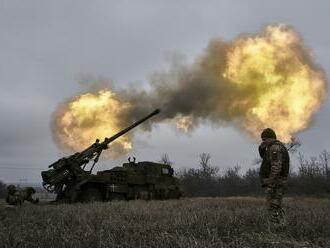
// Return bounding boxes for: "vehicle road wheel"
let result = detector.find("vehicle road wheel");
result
[80,187,103,203]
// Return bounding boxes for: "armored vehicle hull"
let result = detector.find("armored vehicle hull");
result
[50,161,182,202]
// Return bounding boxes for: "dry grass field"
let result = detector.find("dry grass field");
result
[0,197,329,248]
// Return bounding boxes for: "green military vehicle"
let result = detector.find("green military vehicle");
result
[80,159,181,202]
[41,109,182,203]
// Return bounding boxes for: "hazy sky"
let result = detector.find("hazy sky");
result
[0,0,329,183]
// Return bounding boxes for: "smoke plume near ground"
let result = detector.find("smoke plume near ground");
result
[52,24,327,157]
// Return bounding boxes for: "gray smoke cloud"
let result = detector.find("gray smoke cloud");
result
[52,24,327,156]
[118,26,327,137]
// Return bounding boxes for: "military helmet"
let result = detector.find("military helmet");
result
[261,128,277,140]
[7,184,17,194]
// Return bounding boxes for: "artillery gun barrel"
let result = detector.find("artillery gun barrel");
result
[103,108,160,145]
[42,108,162,196]
[47,109,160,169]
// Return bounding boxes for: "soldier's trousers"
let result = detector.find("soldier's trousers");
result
[265,184,286,224]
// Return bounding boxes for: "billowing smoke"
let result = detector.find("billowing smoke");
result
[52,24,327,157]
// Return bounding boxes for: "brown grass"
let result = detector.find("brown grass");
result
[0,197,329,248]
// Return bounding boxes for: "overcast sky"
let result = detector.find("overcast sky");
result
[0,0,329,183]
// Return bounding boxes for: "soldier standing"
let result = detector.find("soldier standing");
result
[258,128,290,225]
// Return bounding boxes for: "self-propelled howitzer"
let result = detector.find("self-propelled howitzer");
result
[41,109,166,202]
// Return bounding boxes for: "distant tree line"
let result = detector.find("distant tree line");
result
[2,149,329,199]
[174,150,330,197]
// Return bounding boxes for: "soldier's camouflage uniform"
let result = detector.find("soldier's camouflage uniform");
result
[259,136,290,225]
[6,185,39,206]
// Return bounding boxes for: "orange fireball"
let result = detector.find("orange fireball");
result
[53,90,132,157]
[224,25,327,142]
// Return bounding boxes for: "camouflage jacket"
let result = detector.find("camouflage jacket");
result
[259,138,290,183]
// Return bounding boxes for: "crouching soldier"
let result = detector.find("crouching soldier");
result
[258,128,290,226]
[6,185,39,206]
